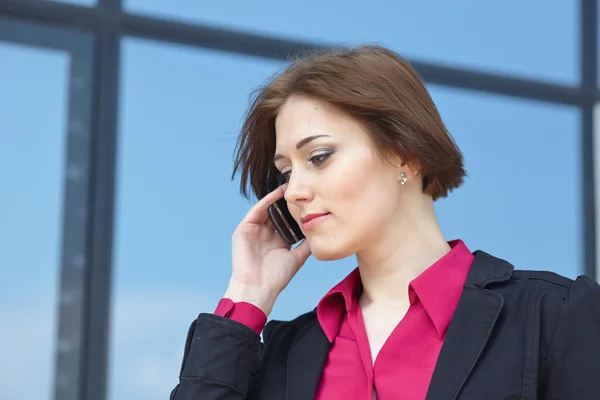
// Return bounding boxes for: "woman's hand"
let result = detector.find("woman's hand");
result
[225,184,311,317]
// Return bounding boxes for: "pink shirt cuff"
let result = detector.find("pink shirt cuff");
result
[214,298,267,335]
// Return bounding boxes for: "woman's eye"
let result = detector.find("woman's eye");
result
[279,151,332,183]
[309,151,332,166]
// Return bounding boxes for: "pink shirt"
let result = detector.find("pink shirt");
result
[215,240,474,399]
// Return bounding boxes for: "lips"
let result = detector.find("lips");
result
[301,213,328,223]
[301,213,330,230]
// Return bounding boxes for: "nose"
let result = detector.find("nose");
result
[284,172,314,206]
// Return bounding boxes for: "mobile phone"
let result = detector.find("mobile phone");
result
[267,176,305,246]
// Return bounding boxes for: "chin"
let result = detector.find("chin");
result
[308,236,355,261]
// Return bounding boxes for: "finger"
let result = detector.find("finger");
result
[243,184,287,224]
[291,239,312,270]
[265,218,275,230]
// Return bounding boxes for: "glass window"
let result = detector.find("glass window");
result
[429,86,582,279]
[0,42,69,400]
[124,0,578,84]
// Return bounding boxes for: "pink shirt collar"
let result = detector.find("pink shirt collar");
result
[316,240,475,342]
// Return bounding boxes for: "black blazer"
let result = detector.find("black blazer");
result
[170,251,600,399]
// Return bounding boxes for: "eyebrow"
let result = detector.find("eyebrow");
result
[273,134,331,163]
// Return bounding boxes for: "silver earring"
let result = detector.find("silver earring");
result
[400,172,407,185]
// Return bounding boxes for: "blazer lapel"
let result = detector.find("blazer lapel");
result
[426,251,513,400]
[286,318,332,400]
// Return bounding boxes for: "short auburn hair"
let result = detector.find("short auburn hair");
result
[232,45,466,201]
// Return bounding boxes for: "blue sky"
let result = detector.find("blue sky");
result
[0,1,584,399]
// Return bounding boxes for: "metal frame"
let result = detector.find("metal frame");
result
[581,0,598,284]
[0,0,597,398]
[0,13,94,400]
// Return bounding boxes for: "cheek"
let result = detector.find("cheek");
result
[329,158,393,219]
[326,155,376,202]
[308,160,395,257]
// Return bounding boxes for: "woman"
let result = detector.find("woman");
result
[170,45,600,399]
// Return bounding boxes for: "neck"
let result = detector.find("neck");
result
[356,194,450,307]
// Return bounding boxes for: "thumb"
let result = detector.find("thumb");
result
[291,239,312,270]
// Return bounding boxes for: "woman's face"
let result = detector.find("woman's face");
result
[274,94,407,260]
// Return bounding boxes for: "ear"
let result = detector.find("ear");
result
[391,155,421,182]
[404,161,421,180]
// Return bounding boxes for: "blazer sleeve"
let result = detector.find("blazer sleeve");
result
[170,313,279,400]
[539,275,600,399]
